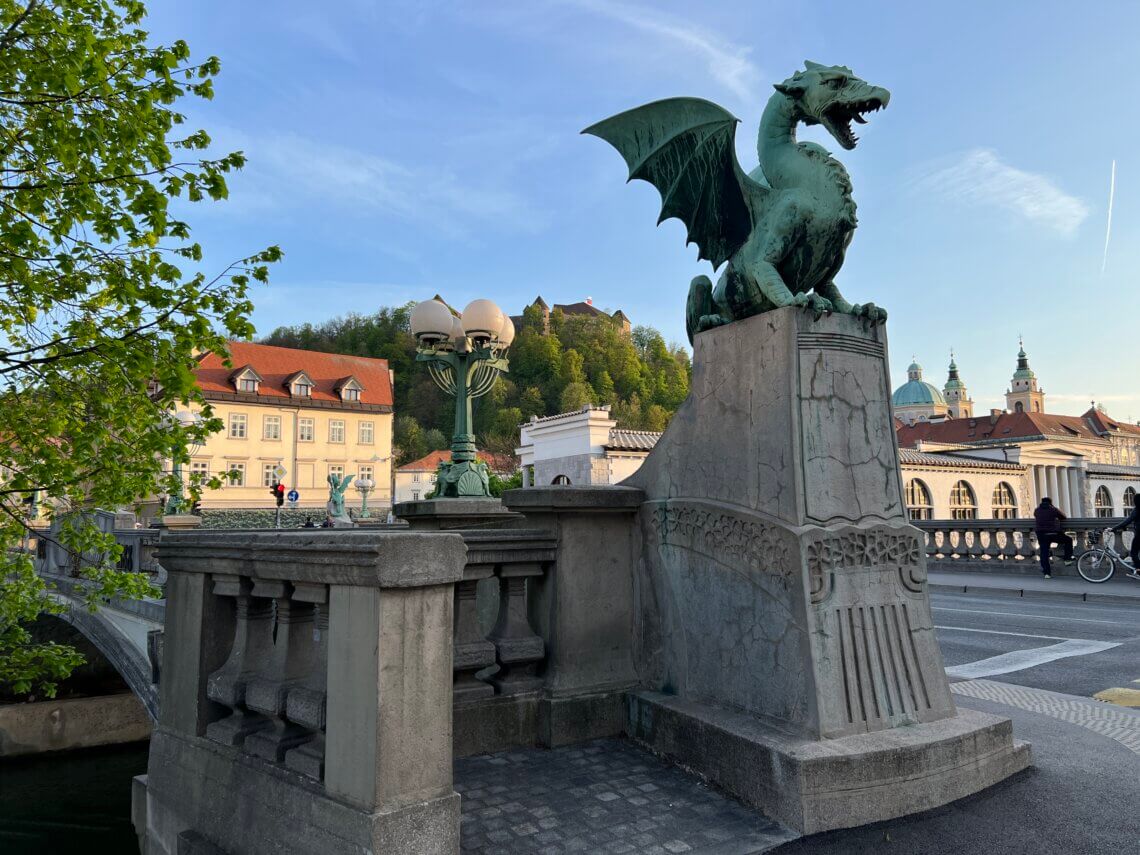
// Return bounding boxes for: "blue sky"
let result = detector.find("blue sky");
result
[148,1,1139,419]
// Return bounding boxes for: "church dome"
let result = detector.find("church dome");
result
[892,361,947,407]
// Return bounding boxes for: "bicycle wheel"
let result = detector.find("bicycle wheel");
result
[1077,549,1115,583]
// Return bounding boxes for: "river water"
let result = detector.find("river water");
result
[0,741,148,854]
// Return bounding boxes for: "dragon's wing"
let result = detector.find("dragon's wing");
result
[583,97,767,269]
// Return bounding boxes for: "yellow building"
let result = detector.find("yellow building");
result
[186,342,394,511]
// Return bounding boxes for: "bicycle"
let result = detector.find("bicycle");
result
[1076,528,1140,583]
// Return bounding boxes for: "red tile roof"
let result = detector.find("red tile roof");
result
[896,410,1108,448]
[1082,407,1140,437]
[195,342,393,407]
[399,449,517,473]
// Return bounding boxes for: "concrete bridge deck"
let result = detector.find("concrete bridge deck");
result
[456,738,795,855]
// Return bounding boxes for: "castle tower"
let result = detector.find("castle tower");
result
[942,351,974,419]
[1005,339,1045,414]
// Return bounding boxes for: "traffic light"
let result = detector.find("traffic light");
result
[271,482,285,507]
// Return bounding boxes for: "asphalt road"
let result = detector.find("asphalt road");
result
[775,589,1140,855]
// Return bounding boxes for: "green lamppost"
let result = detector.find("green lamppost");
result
[410,298,514,498]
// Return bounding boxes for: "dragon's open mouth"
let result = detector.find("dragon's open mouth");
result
[822,97,885,150]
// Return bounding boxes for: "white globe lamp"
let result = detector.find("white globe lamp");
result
[461,299,504,342]
[410,300,454,342]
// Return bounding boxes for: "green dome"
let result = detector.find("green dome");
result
[893,380,947,407]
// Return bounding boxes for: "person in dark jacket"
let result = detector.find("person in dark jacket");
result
[1034,497,1073,578]
[1111,501,1140,573]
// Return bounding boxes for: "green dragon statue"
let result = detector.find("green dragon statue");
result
[583,61,890,343]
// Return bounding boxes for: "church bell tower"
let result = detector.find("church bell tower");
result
[943,351,974,419]
[1005,339,1046,414]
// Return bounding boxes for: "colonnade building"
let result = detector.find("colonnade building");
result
[893,344,1140,520]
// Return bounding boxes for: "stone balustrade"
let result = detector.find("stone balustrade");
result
[136,530,468,855]
[913,517,1133,573]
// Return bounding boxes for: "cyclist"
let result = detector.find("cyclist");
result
[1110,501,1140,573]
[1034,497,1073,578]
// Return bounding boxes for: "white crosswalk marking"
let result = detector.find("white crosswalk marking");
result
[945,639,1120,679]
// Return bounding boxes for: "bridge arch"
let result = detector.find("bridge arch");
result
[48,596,159,720]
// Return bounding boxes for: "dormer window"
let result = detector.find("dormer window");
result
[285,370,315,398]
[230,365,263,394]
[334,375,364,403]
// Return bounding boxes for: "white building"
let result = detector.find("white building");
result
[516,406,658,487]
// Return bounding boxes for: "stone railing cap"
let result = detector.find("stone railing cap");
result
[156,530,466,588]
[502,485,645,512]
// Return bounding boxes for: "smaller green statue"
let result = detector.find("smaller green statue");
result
[326,472,355,521]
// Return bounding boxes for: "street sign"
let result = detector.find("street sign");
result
[274,464,288,479]
[287,490,299,503]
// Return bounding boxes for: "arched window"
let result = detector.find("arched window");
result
[949,480,977,520]
[905,479,933,520]
[1014,401,1024,413]
[1094,486,1114,518]
[992,482,1018,519]
[552,474,571,485]
[1124,487,1136,513]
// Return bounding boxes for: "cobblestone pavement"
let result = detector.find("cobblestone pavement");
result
[951,678,1140,754]
[455,737,795,855]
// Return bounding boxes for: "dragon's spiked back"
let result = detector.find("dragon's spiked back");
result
[583,98,761,269]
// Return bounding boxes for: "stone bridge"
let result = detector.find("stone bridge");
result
[33,513,166,720]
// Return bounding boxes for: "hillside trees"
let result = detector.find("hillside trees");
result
[0,0,279,695]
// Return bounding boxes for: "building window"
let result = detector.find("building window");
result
[329,420,345,443]
[413,472,421,483]
[227,463,245,486]
[359,465,373,481]
[263,463,278,487]
[1014,401,1024,413]
[293,381,311,397]
[238,378,259,393]
[189,461,209,486]
[1095,486,1114,518]
[228,413,247,439]
[412,491,420,501]
[343,388,360,402]
[359,421,374,444]
[949,480,977,520]
[552,474,572,485]
[329,464,344,481]
[263,415,281,441]
[991,482,1018,519]
[1125,487,1136,513]
[905,479,933,521]
[298,418,314,442]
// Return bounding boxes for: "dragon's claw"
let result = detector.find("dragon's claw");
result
[852,302,888,324]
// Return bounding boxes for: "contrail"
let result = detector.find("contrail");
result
[1101,159,1115,275]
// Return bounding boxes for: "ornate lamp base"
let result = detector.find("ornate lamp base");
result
[436,459,491,498]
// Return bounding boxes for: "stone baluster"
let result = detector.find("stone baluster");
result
[453,563,496,702]
[982,527,1001,561]
[205,574,275,746]
[284,582,330,780]
[1016,527,1035,562]
[244,579,321,763]
[488,562,545,695]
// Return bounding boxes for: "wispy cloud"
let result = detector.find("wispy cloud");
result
[235,132,547,238]
[912,148,1089,236]
[562,0,761,100]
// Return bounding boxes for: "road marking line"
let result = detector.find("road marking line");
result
[934,625,1070,641]
[932,606,1131,626]
[945,639,1121,679]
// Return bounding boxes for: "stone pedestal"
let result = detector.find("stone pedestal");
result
[395,498,521,531]
[624,307,1030,832]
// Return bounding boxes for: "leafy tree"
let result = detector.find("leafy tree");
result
[393,415,427,464]
[559,381,594,413]
[0,0,279,696]
[488,470,523,497]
